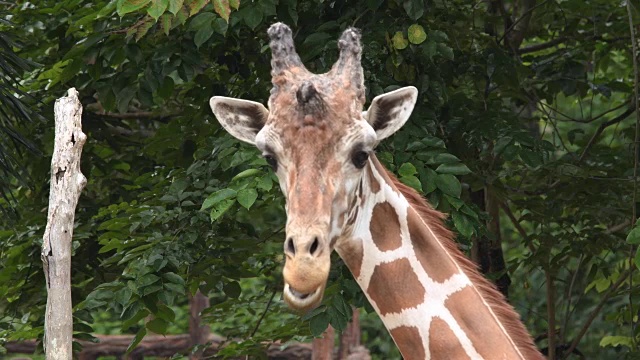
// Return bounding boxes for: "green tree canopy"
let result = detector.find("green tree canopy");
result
[1,0,639,358]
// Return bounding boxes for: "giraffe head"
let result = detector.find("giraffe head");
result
[210,23,418,311]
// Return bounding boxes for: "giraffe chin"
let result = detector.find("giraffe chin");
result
[283,283,324,312]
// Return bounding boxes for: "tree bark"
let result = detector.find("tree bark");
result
[312,326,335,360]
[41,88,87,360]
[470,188,511,298]
[189,291,211,359]
[338,309,360,359]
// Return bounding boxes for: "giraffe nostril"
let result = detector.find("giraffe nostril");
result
[309,237,319,256]
[286,237,295,255]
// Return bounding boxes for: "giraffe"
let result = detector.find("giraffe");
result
[209,23,544,360]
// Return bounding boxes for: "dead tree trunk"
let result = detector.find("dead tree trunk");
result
[41,88,87,360]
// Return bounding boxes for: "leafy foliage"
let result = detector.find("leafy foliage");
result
[1,0,639,358]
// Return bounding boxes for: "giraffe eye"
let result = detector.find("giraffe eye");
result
[352,150,369,169]
[264,154,278,171]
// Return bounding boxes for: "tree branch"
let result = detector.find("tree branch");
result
[518,36,567,54]
[626,0,639,350]
[250,290,277,338]
[499,201,537,254]
[499,0,546,51]
[578,107,635,163]
[561,269,632,359]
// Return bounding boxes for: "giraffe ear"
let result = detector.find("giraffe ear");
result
[363,86,418,141]
[209,97,269,145]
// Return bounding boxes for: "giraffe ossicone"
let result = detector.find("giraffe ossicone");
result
[210,23,544,360]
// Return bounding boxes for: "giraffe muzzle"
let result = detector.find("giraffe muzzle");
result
[282,230,331,311]
[283,282,324,311]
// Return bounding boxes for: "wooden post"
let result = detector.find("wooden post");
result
[312,326,335,360]
[41,88,87,360]
[188,291,210,359]
[338,309,360,359]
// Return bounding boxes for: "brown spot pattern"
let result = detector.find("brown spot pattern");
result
[367,258,425,315]
[370,201,402,251]
[337,238,363,279]
[366,165,381,193]
[407,209,459,283]
[428,317,472,360]
[389,326,425,360]
[444,287,522,359]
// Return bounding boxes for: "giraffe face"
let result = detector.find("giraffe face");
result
[209,23,418,312]
[210,85,417,311]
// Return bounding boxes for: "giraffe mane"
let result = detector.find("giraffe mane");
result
[384,167,542,358]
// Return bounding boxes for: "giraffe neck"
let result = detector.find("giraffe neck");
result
[335,156,542,360]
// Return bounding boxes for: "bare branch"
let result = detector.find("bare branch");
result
[518,36,568,54]
[578,107,635,163]
[561,269,632,359]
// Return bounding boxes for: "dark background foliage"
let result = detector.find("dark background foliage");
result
[1,0,639,358]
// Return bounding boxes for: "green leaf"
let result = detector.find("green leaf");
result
[422,135,445,148]
[400,175,422,192]
[237,188,258,209]
[635,247,640,271]
[212,17,228,35]
[137,274,160,287]
[116,86,137,114]
[600,335,635,349]
[626,225,640,244]
[408,24,427,44]
[212,0,230,22]
[223,281,241,298]
[194,24,213,46]
[519,148,543,168]
[418,166,438,194]
[210,198,235,221]
[161,14,171,35]
[232,168,261,181]
[392,31,408,50]
[494,136,512,155]
[443,194,464,210]
[452,211,474,238]
[435,163,471,175]
[432,153,460,164]
[115,287,133,306]
[402,0,424,20]
[147,0,169,20]
[201,188,237,210]
[309,311,330,337]
[243,6,263,30]
[435,174,461,197]
[117,0,152,16]
[437,43,454,60]
[398,162,417,177]
[164,282,185,294]
[127,327,147,353]
[146,318,168,334]
[162,272,185,285]
[168,0,184,14]
[229,0,239,9]
[123,309,150,330]
[257,175,273,191]
[189,11,215,30]
[186,0,208,16]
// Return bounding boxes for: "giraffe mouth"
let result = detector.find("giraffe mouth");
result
[283,283,323,310]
